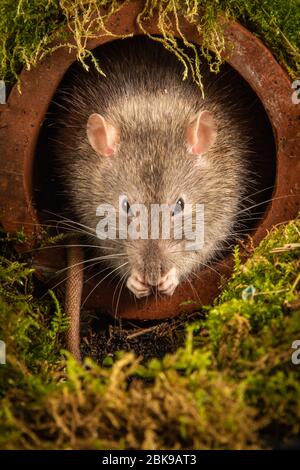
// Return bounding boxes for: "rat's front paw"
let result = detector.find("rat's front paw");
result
[158,267,179,296]
[127,271,151,298]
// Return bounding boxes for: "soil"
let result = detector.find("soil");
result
[80,309,204,363]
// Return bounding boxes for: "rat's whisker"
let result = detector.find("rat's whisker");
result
[113,269,129,316]
[83,263,114,286]
[40,258,103,300]
[44,211,97,233]
[23,243,119,254]
[54,252,126,277]
[82,261,129,308]
[236,194,297,217]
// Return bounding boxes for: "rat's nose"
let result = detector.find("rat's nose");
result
[142,241,168,286]
[145,267,179,297]
[143,259,164,286]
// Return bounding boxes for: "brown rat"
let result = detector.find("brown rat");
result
[50,36,252,309]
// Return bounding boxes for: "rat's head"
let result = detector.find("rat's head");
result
[84,105,220,298]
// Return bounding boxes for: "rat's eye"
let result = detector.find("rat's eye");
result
[172,198,185,216]
[121,196,131,214]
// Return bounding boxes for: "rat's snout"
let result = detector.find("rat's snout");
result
[142,241,167,286]
[144,260,163,286]
[126,242,180,298]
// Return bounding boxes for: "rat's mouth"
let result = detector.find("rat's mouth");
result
[126,267,179,298]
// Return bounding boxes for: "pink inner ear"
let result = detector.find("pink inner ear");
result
[87,113,119,157]
[186,110,217,155]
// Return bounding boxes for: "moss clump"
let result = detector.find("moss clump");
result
[0,217,299,449]
[0,229,68,379]
[0,1,299,90]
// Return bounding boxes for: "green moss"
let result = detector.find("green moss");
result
[0,0,299,90]
[211,220,300,343]
[0,231,68,380]
[0,218,299,449]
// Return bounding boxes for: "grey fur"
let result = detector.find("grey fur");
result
[51,37,251,289]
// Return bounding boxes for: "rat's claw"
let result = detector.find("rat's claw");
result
[127,271,151,298]
[158,267,179,296]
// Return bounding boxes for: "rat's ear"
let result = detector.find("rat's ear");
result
[87,113,119,157]
[185,110,217,155]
